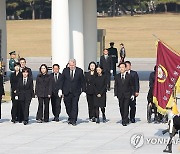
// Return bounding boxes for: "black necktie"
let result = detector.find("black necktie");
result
[55,73,58,82]
[122,74,125,84]
[23,79,26,85]
[70,70,73,80]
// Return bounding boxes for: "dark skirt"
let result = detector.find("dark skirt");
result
[94,93,106,108]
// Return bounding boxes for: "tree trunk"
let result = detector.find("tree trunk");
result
[164,3,167,13]
[112,0,116,17]
[31,1,35,20]
[130,0,134,16]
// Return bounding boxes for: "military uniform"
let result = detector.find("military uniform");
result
[9,51,16,72]
[108,47,118,76]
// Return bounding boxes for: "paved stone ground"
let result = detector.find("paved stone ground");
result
[1,81,180,154]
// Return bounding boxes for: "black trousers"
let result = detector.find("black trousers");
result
[95,107,105,119]
[51,94,62,118]
[112,62,117,76]
[86,94,96,119]
[0,97,1,119]
[118,96,129,124]
[104,71,111,89]
[129,98,136,120]
[36,97,50,121]
[20,99,31,121]
[11,100,23,121]
[64,93,80,123]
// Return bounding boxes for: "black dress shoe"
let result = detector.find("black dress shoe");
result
[55,118,59,122]
[19,121,22,123]
[71,122,76,126]
[52,118,56,121]
[130,118,135,123]
[122,123,127,126]
[23,121,28,125]
[92,117,96,122]
[11,120,16,123]
[44,120,49,123]
[96,118,100,124]
[68,121,72,124]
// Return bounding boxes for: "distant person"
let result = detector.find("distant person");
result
[16,68,34,125]
[114,62,134,126]
[125,61,140,123]
[100,49,113,91]
[10,62,23,123]
[108,42,118,76]
[9,51,17,72]
[147,66,158,123]
[35,64,52,123]
[59,59,85,126]
[50,64,63,122]
[119,43,126,62]
[0,73,5,121]
[93,65,107,123]
[84,61,97,122]
[19,58,32,77]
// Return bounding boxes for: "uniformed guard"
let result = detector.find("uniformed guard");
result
[108,42,118,77]
[9,51,17,72]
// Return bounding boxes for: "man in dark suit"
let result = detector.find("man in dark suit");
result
[16,68,34,125]
[108,42,118,77]
[114,62,134,126]
[50,64,62,122]
[125,61,140,123]
[100,49,113,91]
[19,58,32,78]
[59,59,85,126]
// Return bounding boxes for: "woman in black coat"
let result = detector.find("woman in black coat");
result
[94,65,107,123]
[84,62,97,122]
[35,64,52,123]
[0,74,5,120]
[10,62,23,123]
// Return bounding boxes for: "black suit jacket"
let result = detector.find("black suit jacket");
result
[114,73,134,99]
[50,73,63,96]
[129,70,140,93]
[35,74,52,97]
[0,75,5,96]
[100,55,113,72]
[108,47,118,63]
[16,77,34,101]
[84,71,96,95]
[60,67,85,96]
[10,72,22,99]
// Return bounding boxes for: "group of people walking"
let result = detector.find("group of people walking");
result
[0,43,140,126]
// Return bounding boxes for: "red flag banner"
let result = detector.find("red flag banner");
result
[153,41,180,114]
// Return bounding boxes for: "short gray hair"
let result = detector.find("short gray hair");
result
[69,59,76,64]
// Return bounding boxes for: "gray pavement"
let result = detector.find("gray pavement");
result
[1,81,180,154]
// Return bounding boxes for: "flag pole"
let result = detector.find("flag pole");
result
[152,34,180,56]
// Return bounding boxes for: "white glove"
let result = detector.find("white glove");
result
[130,95,135,101]
[110,70,113,74]
[15,96,18,100]
[114,96,118,100]
[81,92,86,97]
[58,90,62,97]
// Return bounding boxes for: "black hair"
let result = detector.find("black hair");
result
[53,64,60,68]
[118,62,127,68]
[125,61,131,66]
[22,67,29,73]
[14,62,20,67]
[39,64,48,74]
[19,58,26,63]
[88,61,97,70]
